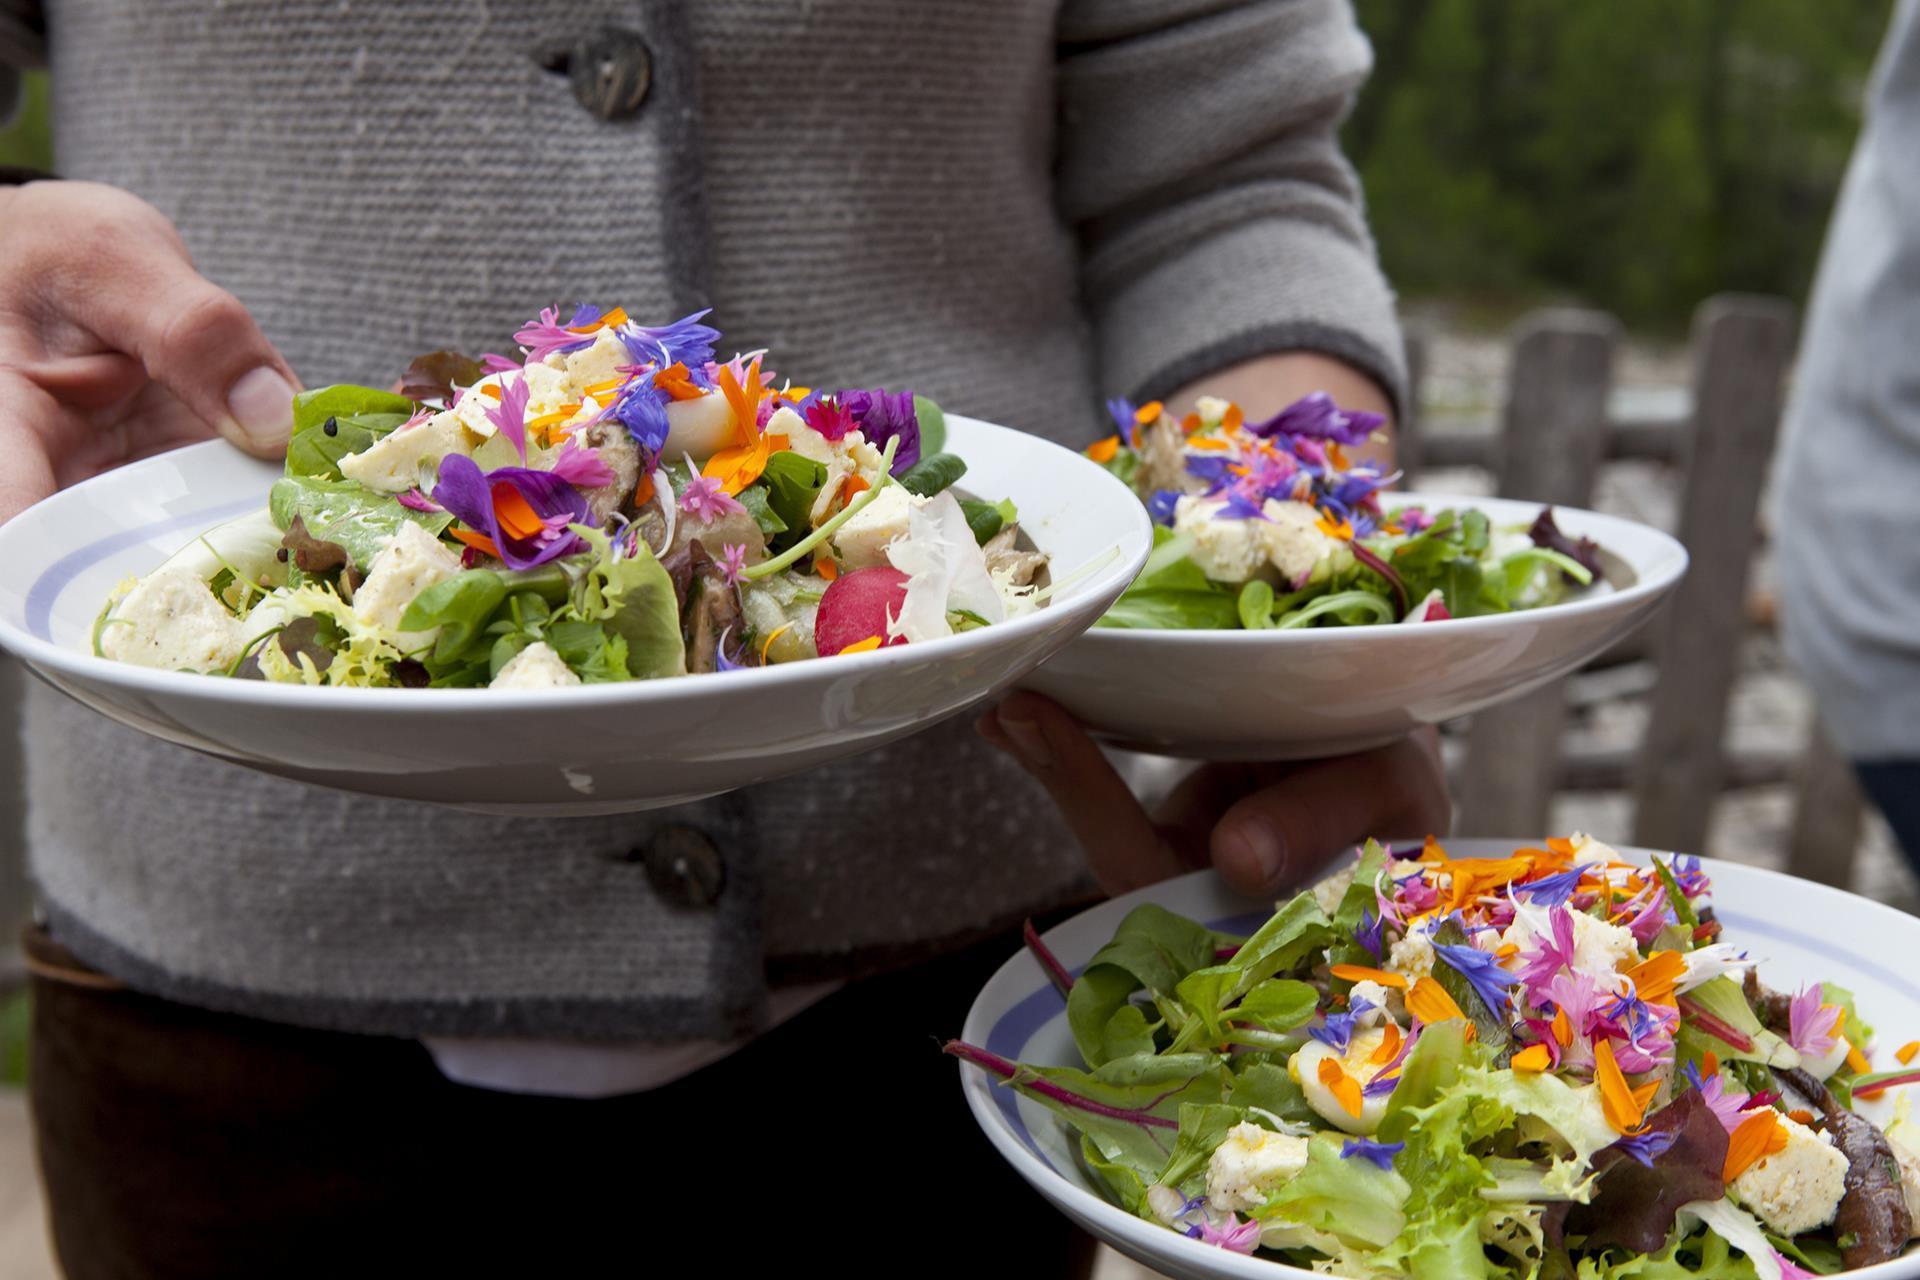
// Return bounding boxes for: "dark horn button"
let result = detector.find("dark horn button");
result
[560,27,652,123]
[639,825,726,908]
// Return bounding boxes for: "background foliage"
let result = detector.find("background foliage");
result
[1346,0,1895,329]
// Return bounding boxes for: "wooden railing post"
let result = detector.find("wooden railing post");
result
[1631,294,1795,854]
[1397,323,1430,490]
[1785,714,1866,890]
[1456,310,1618,839]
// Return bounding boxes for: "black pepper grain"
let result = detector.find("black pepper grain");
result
[322,417,339,437]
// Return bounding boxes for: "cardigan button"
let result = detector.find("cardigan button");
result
[534,27,652,123]
[639,825,726,908]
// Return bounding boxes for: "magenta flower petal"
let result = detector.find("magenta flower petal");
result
[1788,986,1844,1059]
[513,305,601,364]
[432,455,592,570]
[549,440,617,489]
[485,375,533,463]
[680,473,745,522]
[396,489,440,513]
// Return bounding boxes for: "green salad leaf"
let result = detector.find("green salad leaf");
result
[896,451,966,498]
[761,451,828,550]
[286,384,416,480]
[1097,528,1238,630]
[913,394,947,456]
[959,497,1014,545]
[570,526,686,679]
[1067,903,1219,1068]
[1258,1134,1411,1250]
[269,475,453,571]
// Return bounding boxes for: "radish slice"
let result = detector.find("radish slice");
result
[815,567,911,656]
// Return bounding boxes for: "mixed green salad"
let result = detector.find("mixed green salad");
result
[951,836,1920,1278]
[95,307,1049,687]
[1088,394,1605,630]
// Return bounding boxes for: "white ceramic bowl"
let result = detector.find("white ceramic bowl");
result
[959,840,1920,1280]
[0,417,1151,815]
[1021,494,1687,760]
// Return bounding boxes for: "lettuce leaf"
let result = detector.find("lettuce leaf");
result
[568,526,686,678]
[1680,976,1800,1068]
[1546,1088,1730,1255]
[1097,528,1239,630]
[1067,903,1218,1067]
[1257,1133,1411,1249]
[269,474,453,571]
[286,384,416,480]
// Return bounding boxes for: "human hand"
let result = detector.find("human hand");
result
[979,691,1450,897]
[0,180,298,522]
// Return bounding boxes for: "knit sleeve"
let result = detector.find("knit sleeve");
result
[1054,0,1405,413]
[0,0,44,66]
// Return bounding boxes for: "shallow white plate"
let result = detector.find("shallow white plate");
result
[959,841,1920,1280]
[0,416,1151,815]
[1021,494,1687,760]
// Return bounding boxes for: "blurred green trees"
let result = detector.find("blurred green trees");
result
[0,70,50,170]
[1348,0,1893,327]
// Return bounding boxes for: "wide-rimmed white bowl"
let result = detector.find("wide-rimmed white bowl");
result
[1021,494,1687,760]
[0,416,1151,815]
[959,840,1920,1280]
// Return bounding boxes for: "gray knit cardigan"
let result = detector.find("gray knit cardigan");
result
[6,0,1403,1041]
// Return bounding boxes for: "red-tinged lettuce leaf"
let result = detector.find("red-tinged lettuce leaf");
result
[399,350,487,404]
[1528,508,1605,582]
[1544,1086,1728,1254]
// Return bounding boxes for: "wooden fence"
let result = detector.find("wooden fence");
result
[1405,293,1868,888]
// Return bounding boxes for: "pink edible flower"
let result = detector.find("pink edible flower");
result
[396,489,440,513]
[1685,1061,1751,1133]
[548,440,617,490]
[806,397,858,442]
[1542,971,1610,1069]
[719,542,748,586]
[1788,986,1844,1060]
[478,352,522,375]
[1514,907,1578,1001]
[1195,1216,1260,1254]
[681,473,745,522]
[485,375,532,463]
[513,306,599,364]
[1772,1251,1816,1280]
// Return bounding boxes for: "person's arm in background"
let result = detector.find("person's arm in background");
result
[980,0,1447,899]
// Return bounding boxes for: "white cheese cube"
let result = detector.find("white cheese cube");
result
[339,411,475,494]
[453,373,510,438]
[1257,500,1340,586]
[1171,495,1267,583]
[1206,1123,1311,1213]
[1729,1115,1848,1236]
[352,522,462,642]
[832,484,923,569]
[490,641,581,690]
[767,406,835,464]
[101,567,246,672]
[562,328,633,397]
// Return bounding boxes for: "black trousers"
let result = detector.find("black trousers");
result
[26,925,1096,1279]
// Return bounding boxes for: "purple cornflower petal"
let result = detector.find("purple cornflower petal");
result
[433,455,592,570]
[1432,940,1520,1016]
[1517,865,1590,908]
[1308,998,1375,1054]
[719,542,748,586]
[396,489,440,513]
[1184,454,1234,489]
[714,626,747,673]
[548,440,617,489]
[1788,986,1843,1059]
[839,388,920,474]
[1340,1137,1405,1171]
[1146,489,1181,527]
[1362,1070,1402,1098]
[1355,909,1386,961]
[1215,489,1270,522]
[513,306,601,364]
[1671,854,1710,897]
[1611,1127,1680,1168]
[485,375,533,463]
[607,379,671,457]
[1106,397,1137,436]
[680,472,746,522]
[617,309,720,373]
[1246,391,1386,446]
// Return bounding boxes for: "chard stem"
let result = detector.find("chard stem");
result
[1023,919,1074,999]
[942,1040,1179,1130]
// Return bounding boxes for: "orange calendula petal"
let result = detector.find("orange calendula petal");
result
[1329,964,1408,990]
[1546,837,1578,856]
[1724,1110,1785,1181]
[1701,1050,1719,1077]
[1899,1042,1920,1067]
[1133,401,1164,425]
[1848,1042,1872,1075]
[1511,1044,1552,1073]
[479,384,504,401]
[1551,1008,1573,1048]
[1595,1039,1648,1135]
[1326,442,1349,470]
[448,528,501,558]
[1494,943,1521,960]
[1625,951,1687,1006]
[1318,1058,1363,1118]
[1788,1108,1815,1125]
[1369,1022,1403,1065]
[815,557,839,582]
[565,305,628,334]
[1406,976,1467,1026]
[1181,412,1202,434]
[491,486,546,541]
[632,471,655,507]
[1186,435,1232,452]
[1222,404,1244,431]
[1315,514,1354,540]
[1084,436,1120,463]
[839,636,883,655]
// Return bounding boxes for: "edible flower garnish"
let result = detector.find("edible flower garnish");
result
[1723,1108,1789,1181]
[1432,939,1520,1015]
[839,388,920,474]
[1406,976,1468,1027]
[679,468,746,522]
[433,456,590,569]
[513,304,604,364]
[1787,986,1845,1061]
[1340,1137,1405,1171]
[1308,998,1374,1054]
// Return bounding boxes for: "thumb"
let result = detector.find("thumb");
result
[55,203,299,457]
[1210,734,1450,896]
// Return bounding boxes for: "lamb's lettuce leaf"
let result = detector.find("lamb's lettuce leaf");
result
[269,475,453,571]
[286,384,416,479]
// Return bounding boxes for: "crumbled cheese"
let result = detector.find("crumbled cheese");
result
[1256,500,1340,585]
[352,522,462,641]
[1729,1115,1848,1237]
[100,567,246,672]
[338,411,474,493]
[1312,864,1357,916]
[561,328,632,397]
[1172,495,1268,583]
[1206,1123,1311,1213]
[490,640,581,690]
[832,484,923,569]
[1386,927,1437,986]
